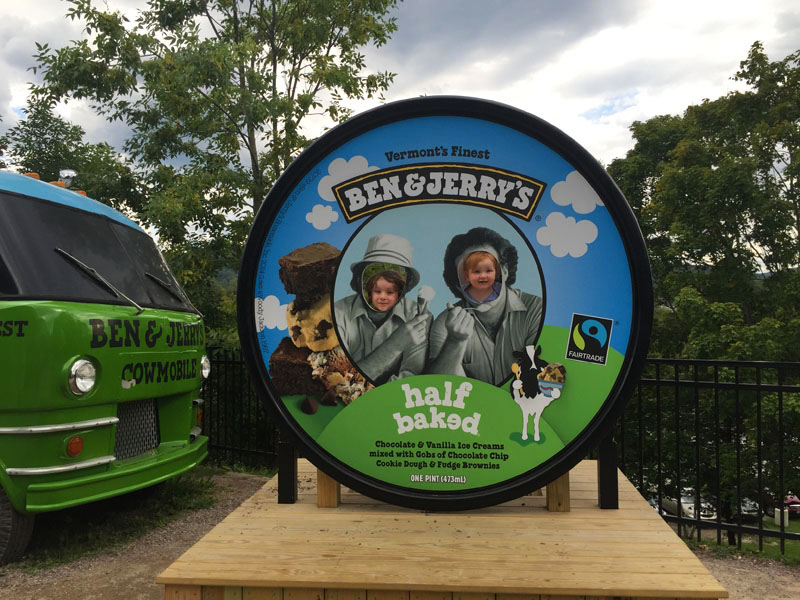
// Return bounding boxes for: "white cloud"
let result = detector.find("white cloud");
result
[254,296,288,332]
[306,204,339,230]
[536,212,598,258]
[317,155,378,202]
[2,0,796,170]
[551,170,604,214]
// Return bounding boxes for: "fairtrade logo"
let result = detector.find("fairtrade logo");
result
[566,314,613,365]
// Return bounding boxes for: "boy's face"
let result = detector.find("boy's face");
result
[467,258,496,291]
[371,277,399,312]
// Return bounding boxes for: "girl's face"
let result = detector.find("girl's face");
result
[467,258,497,290]
[371,277,399,312]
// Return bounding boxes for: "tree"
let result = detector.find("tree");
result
[609,44,800,545]
[32,0,399,338]
[608,42,800,360]
[0,98,143,213]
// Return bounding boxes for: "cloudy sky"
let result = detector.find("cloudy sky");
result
[0,0,797,165]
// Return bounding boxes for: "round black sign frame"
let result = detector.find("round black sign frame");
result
[238,96,652,511]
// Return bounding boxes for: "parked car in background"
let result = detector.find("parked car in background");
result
[761,491,800,518]
[647,495,667,516]
[784,493,800,518]
[731,497,761,523]
[661,490,717,521]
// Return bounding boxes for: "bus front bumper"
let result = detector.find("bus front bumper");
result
[17,436,208,513]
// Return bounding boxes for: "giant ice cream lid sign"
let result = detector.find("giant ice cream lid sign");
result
[238,97,652,510]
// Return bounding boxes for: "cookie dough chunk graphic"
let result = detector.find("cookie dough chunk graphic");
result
[286,297,338,352]
[309,346,371,405]
[537,362,566,398]
[278,241,340,304]
[538,362,566,383]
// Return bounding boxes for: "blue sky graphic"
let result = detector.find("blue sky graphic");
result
[254,116,633,363]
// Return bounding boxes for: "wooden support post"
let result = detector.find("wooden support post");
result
[317,469,341,507]
[163,584,202,599]
[597,433,619,509]
[278,439,298,504]
[546,471,570,512]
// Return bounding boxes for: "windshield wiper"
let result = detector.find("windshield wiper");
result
[145,272,203,317]
[56,248,144,314]
[145,272,184,303]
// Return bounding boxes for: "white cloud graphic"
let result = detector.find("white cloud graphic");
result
[536,212,598,258]
[317,155,378,202]
[306,204,339,230]
[551,170,604,214]
[254,296,288,332]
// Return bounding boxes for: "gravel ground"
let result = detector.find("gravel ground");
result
[0,471,797,600]
[0,471,268,600]
[698,552,800,599]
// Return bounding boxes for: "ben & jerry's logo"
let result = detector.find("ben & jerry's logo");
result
[333,163,546,222]
[566,314,613,365]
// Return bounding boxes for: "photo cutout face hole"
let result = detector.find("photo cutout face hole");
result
[362,265,407,312]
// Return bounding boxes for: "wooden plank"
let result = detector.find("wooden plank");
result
[224,588,244,600]
[546,472,570,512]
[165,585,203,600]
[325,590,366,600]
[170,539,706,564]
[317,469,341,508]
[410,593,452,600]
[284,589,324,600]
[497,594,540,600]
[452,594,493,600]
[160,562,726,597]
[244,588,283,600]
[202,587,226,600]
[368,592,409,600]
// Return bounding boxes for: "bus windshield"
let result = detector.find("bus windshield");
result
[0,191,198,314]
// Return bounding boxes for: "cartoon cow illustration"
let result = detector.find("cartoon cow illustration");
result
[510,346,566,442]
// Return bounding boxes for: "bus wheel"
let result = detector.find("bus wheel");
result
[0,488,35,564]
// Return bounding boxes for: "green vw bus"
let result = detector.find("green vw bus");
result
[0,171,209,563]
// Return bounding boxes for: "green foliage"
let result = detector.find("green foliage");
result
[33,0,399,338]
[0,99,84,181]
[0,99,143,214]
[608,42,800,360]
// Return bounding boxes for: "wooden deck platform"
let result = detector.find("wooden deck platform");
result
[157,460,727,600]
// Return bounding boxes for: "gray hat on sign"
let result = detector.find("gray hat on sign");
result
[350,233,420,292]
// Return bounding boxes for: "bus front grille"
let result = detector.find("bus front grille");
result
[114,399,160,460]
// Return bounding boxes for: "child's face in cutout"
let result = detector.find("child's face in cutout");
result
[371,277,399,312]
[467,258,497,291]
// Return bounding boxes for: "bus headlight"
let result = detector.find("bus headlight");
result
[201,355,211,379]
[69,359,97,395]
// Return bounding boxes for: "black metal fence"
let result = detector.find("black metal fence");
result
[618,358,800,554]
[203,350,800,553]
[202,348,281,468]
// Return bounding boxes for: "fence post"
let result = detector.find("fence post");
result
[278,437,298,504]
[597,433,619,509]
